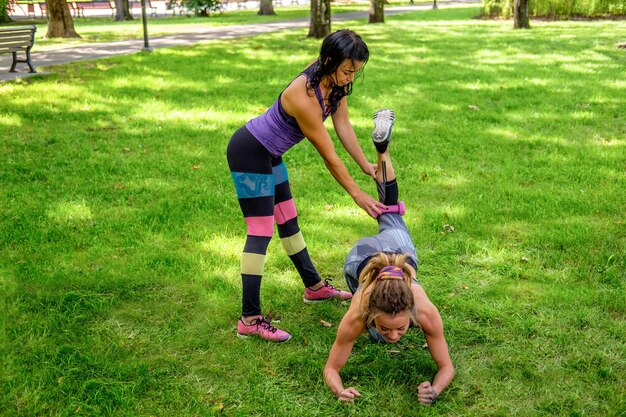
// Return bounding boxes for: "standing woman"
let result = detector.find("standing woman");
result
[227,29,385,342]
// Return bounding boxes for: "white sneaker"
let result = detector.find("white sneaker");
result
[372,109,395,153]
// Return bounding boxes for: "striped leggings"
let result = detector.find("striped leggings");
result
[226,126,322,317]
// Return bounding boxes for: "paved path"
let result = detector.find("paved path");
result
[0,0,479,82]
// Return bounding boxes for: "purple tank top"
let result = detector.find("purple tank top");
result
[245,63,330,157]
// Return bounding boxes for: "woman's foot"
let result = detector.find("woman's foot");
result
[304,280,352,303]
[372,109,395,153]
[237,316,291,342]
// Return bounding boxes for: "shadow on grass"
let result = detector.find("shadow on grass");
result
[1,7,624,416]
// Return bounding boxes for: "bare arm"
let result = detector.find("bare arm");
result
[414,286,455,404]
[323,302,366,402]
[282,77,383,217]
[331,98,376,178]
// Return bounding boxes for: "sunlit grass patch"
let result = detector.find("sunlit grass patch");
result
[1,6,625,417]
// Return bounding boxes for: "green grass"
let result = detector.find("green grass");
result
[1,6,625,417]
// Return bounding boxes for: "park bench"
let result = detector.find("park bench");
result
[223,0,250,9]
[130,0,157,17]
[165,0,189,16]
[72,0,116,17]
[37,2,82,18]
[0,25,37,73]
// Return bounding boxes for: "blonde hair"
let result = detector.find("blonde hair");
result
[358,252,416,328]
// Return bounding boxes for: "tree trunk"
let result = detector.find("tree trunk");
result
[114,0,133,21]
[257,0,275,15]
[513,0,530,29]
[308,0,330,39]
[369,0,384,23]
[45,0,80,38]
[1,0,13,23]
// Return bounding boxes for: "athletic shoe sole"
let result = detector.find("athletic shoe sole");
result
[237,332,292,342]
[372,109,395,143]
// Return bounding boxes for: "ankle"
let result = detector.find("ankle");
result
[308,282,324,291]
[241,315,262,326]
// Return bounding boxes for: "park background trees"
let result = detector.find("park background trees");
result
[483,0,626,21]
[308,0,330,37]
[1,0,12,22]
[114,0,133,21]
[45,0,79,37]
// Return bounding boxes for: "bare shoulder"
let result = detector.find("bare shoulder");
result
[282,75,319,117]
[337,290,366,341]
[412,283,442,332]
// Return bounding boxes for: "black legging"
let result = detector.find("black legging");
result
[226,126,322,317]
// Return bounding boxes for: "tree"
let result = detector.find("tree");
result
[513,0,530,28]
[114,0,133,21]
[1,0,13,23]
[45,0,80,38]
[308,0,330,38]
[369,0,384,23]
[257,0,275,15]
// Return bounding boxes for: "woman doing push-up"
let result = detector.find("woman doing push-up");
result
[323,110,455,404]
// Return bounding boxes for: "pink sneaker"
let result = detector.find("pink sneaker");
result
[237,317,291,342]
[304,280,353,304]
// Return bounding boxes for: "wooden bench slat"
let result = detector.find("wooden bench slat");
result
[0,29,34,36]
[0,32,33,39]
[0,41,32,48]
[0,25,37,73]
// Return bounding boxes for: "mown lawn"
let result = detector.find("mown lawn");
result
[1,6,624,417]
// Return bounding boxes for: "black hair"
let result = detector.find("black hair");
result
[306,29,369,115]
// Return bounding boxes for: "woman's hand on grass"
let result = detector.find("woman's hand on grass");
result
[417,381,439,405]
[338,387,361,403]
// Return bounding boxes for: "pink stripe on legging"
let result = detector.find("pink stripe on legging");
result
[274,199,297,225]
[245,216,274,237]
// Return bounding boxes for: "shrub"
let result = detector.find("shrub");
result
[181,0,224,16]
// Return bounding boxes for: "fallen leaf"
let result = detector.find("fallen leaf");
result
[320,320,333,328]
[265,311,281,322]
[422,342,429,349]
[468,105,480,111]
[443,224,455,233]
[521,256,529,262]
[462,285,469,290]
[192,165,201,170]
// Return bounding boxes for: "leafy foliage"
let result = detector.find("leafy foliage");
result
[181,0,223,16]
[1,0,12,23]
[483,0,626,18]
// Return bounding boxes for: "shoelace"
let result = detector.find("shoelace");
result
[254,318,278,334]
[323,278,338,290]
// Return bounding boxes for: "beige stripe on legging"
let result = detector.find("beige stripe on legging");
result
[280,231,306,256]
[241,252,265,276]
